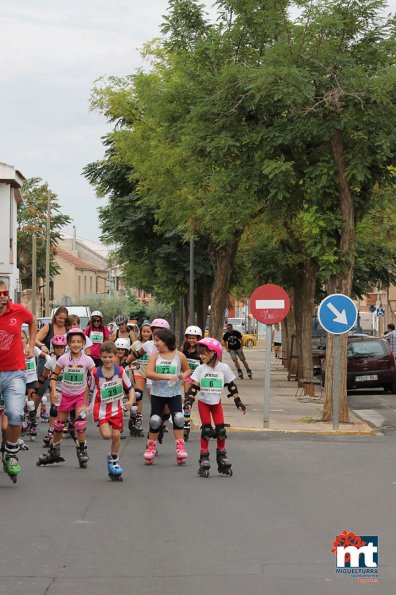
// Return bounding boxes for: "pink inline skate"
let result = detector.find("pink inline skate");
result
[175,438,188,465]
[144,440,158,465]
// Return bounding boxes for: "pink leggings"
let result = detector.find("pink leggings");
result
[198,400,225,452]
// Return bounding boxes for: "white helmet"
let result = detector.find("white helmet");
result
[114,338,130,350]
[184,325,202,337]
[91,311,103,319]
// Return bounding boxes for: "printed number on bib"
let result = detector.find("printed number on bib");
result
[100,378,123,403]
[63,368,84,386]
[91,331,104,343]
[138,353,149,362]
[155,360,176,376]
[26,360,36,371]
[200,376,224,394]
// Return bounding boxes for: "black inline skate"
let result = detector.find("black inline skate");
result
[36,442,65,466]
[76,441,89,468]
[216,449,233,476]
[237,369,244,380]
[198,451,210,478]
[247,368,253,379]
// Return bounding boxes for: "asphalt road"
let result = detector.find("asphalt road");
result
[1,426,395,595]
[348,389,396,435]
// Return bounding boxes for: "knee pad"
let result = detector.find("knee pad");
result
[215,424,227,441]
[75,419,87,433]
[135,389,143,402]
[162,412,171,422]
[172,412,184,429]
[50,404,57,418]
[130,405,138,416]
[54,420,65,433]
[149,414,162,432]
[26,400,36,412]
[201,424,213,442]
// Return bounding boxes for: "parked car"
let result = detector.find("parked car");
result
[321,335,396,393]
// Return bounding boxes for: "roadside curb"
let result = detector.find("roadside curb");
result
[190,421,374,436]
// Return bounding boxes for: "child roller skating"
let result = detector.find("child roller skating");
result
[182,325,202,441]
[92,342,135,481]
[127,321,153,437]
[144,327,191,465]
[36,328,95,469]
[184,338,246,478]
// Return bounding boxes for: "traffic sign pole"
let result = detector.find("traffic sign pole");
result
[249,284,290,429]
[332,335,340,430]
[264,324,272,428]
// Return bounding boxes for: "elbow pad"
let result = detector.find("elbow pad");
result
[226,381,238,397]
[185,384,198,399]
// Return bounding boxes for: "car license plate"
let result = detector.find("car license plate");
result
[355,374,378,382]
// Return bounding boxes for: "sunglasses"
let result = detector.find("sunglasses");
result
[92,318,101,322]
[0,290,9,297]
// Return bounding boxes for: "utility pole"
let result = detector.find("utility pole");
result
[32,234,37,316]
[45,190,51,316]
[189,236,195,325]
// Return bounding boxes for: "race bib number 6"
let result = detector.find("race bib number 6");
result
[200,376,224,394]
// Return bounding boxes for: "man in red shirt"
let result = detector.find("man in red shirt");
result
[0,280,37,482]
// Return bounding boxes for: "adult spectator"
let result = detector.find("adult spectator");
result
[35,306,68,396]
[36,306,68,353]
[0,279,36,481]
[222,323,252,379]
[273,324,282,359]
[385,323,396,356]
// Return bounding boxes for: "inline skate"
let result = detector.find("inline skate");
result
[76,442,89,468]
[36,442,65,466]
[107,453,123,481]
[143,440,158,465]
[42,428,54,448]
[247,368,253,379]
[175,438,188,465]
[198,451,210,478]
[237,369,244,380]
[2,442,21,483]
[216,449,233,476]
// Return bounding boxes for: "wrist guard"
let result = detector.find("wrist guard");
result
[234,397,246,412]
[50,373,58,381]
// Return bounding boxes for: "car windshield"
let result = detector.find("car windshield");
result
[347,341,387,359]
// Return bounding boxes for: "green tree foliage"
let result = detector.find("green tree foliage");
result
[83,139,213,327]
[17,178,71,289]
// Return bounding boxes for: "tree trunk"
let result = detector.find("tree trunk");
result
[196,284,210,334]
[208,236,241,340]
[322,129,355,422]
[294,261,317,383]
[284,286,296,374]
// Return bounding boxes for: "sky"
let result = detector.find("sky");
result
[1,0,395,243]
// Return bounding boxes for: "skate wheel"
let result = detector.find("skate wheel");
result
[79,462,87,469]
[177,460,186,465]
[10,475,17,483]
[36,461,42,466]
[30,436,36,442]
[228,469,233,476]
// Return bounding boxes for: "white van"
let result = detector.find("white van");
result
[51,306,91,330]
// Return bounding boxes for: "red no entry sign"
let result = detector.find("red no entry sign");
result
[249,284,290,324]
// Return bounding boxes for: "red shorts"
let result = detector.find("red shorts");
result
[97,411,123,431]
[58,391,85,413]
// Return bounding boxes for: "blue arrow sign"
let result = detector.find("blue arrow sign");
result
[318,293,358,335]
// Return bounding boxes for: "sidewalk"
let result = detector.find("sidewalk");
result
[190,348,373,436]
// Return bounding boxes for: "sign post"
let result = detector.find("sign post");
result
[318,294,358,430]
[249,284,290,428]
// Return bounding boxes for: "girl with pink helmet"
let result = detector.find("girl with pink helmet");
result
[183,337,246,477]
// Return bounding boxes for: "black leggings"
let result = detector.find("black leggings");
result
[150,395,182,430]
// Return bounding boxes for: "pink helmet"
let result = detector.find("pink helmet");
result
[51,334,67,347]
[196,338,222,359]
[150,319,170,330]
[66,327,86,343]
